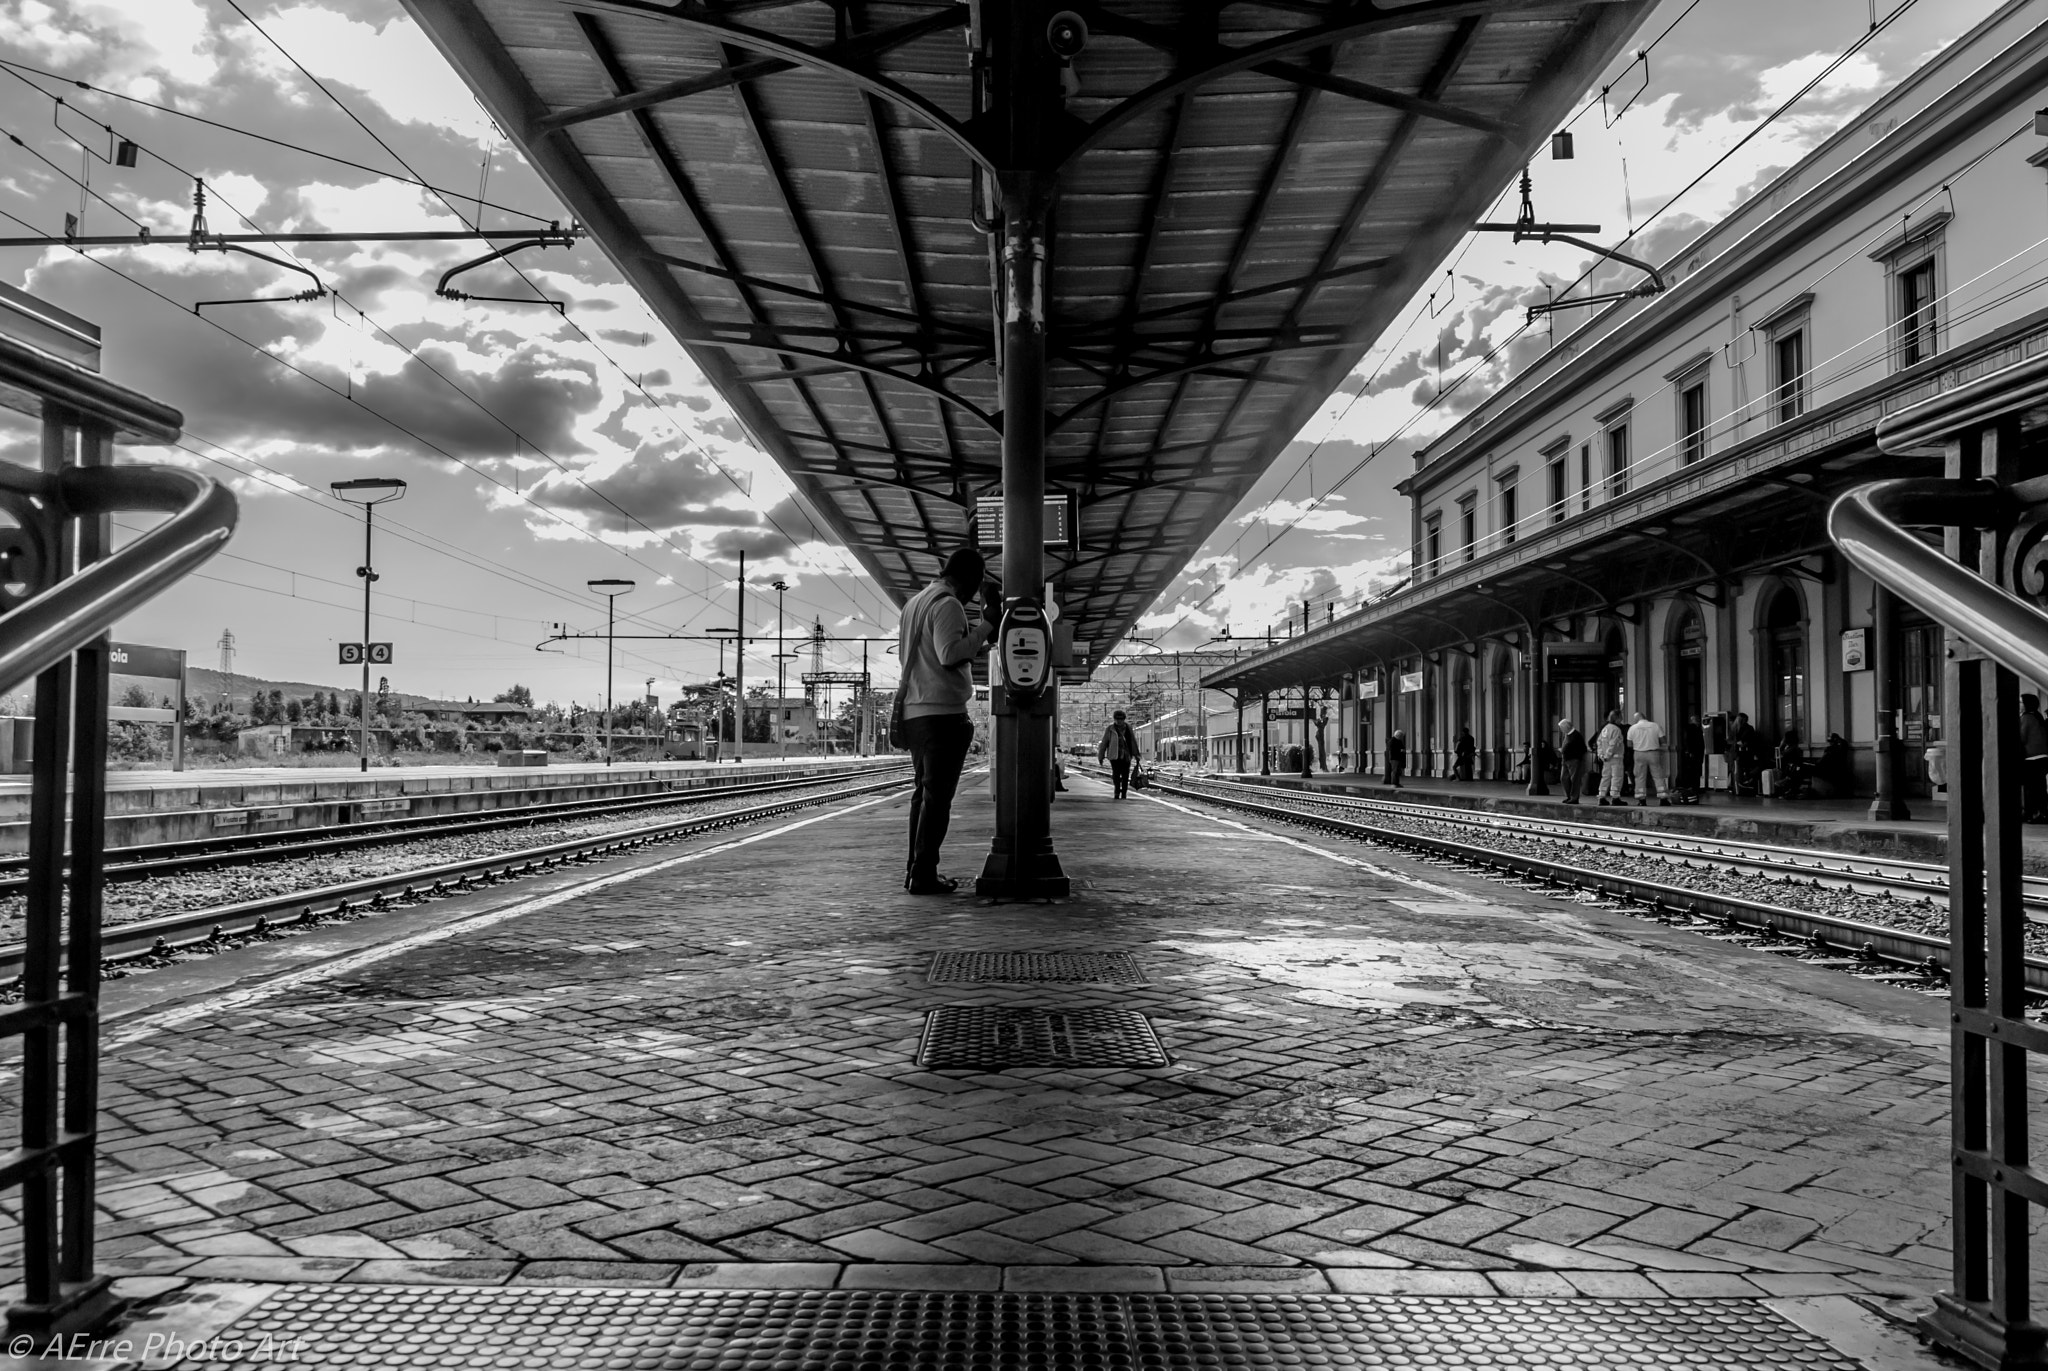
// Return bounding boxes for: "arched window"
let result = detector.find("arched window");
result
[1764,587,1806,744]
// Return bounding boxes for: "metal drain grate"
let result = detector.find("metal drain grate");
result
[927,951,1148,984]
[148,1287,1861,1369]
[916,1005,1169,1068]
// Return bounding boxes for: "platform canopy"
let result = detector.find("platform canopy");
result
[403,0,1651,657]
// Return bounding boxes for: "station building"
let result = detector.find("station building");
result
[1204,0,2048,802]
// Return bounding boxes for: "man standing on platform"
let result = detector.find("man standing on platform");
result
[2020,694,2048,822]
[1628,710,1671,807]
[1557,717,1587,805]
[898,548,998,894]
[1593,710,1626,805]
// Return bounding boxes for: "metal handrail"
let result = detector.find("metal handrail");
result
[1828,477,2048,688]
[0,465,236,696]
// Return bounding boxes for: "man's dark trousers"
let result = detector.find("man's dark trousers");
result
[905,713,974,882]
[1110,758,1131,798]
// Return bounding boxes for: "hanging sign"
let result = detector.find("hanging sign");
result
[976,495,1074,548]
[1840,628,1868,671]
[1399,671,1424,693]
[1360,678,1381,699]
[1544,642,1610,683]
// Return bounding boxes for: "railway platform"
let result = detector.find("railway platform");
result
[0,755,871,856]
[1217,770,2044,869]
[0,770,1958,1366]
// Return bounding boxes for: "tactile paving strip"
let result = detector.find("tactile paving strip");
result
[154,1287,1862,1369]
[916,1004,1170,1068]
[926,951,1148,984]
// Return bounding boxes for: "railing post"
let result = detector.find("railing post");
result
[1923,412,2046,1369]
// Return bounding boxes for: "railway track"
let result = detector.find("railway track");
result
[0,763,913,986]
[1178,770,2048,913]
[1097,766,2048,997]
[0,761,907,895]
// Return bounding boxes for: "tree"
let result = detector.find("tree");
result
[495,684,534,707]
[118,684,153,709]
[286,698,303,724]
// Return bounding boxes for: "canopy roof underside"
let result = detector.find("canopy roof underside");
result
[404,0,1650,657]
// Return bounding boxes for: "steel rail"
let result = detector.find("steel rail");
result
[1181,772,2034,911]
[1121,770,2047,992]
[0,768,915,983]
[0,761,907,891]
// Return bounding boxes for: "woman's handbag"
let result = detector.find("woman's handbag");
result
[887,689,908,749]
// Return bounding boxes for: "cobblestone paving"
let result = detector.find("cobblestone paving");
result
[3,777,1965,1305]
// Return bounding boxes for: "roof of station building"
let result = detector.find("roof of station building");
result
[402,0,1652,661]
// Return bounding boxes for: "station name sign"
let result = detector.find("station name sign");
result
[109,642,185,681]
[1399,671,1423,693]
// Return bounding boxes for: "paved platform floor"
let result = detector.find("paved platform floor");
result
[0,773,1985,1366]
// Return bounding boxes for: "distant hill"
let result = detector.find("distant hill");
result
[119,666,493,714]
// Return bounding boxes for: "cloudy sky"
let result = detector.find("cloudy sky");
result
[0,0,2005,705]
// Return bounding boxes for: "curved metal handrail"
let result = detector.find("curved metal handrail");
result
[0,465,237,696]
[1828,477,2048,688]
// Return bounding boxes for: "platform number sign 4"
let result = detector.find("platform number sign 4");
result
[339,643,395,665]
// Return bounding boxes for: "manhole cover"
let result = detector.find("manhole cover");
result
[927,951,1148,984]
[141,1288,1863,1370]
[917,1005,1169,1069]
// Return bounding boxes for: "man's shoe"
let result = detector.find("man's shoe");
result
[907,875,959,895]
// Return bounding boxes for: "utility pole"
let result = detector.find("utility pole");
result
[214,627,236,711]
[330,477,406,772]
[588,579,634,766]
[733,551,745,763]
[772,578,789,758]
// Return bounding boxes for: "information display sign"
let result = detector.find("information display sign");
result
[976,495,1074,548]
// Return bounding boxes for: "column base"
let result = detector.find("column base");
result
[1923,1292,2048,1370]
[975,844,1070,900]
[6,1274,124,1343]
[1868,797,1912,821]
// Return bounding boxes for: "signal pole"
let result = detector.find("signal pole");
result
[330,477,406,772]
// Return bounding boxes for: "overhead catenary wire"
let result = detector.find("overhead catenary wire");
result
[1171,0,1933,639]
[0,58,556,225]
[0,49,892,638]
[213,0,900,634]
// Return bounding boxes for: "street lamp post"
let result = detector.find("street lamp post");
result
[330,477,406,773]
[587,578,635,765]
[708,627,738,757]
[771,578,791,758]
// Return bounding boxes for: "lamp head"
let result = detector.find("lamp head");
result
[588,578,636,596]
[330,476,407,506]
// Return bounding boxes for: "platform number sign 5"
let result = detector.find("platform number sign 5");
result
[338,643,395,665]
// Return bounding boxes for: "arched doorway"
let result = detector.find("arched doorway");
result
[1762,585,1807,745]
[1667,606,1705,730]
[1600,624,1627,724]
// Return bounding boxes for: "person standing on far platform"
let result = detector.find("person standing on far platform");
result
[2020,694,2048,822]
[1628,710,1671,807]
[1593,710,1626,805]
[1099,709,1139,799]
[1384,729,1407,787]
[1454,727,1476,782]
[1558,718,1587,805]
[897,547,999,894]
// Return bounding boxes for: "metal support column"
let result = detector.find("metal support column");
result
[976,0,1066,900]
[1870,585,1909,820]
[1259,694,1271,775]
[1527,627,1551,795]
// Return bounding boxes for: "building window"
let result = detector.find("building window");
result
[1424,517,1442,578]
[1498,474,1518,545]
[1679,377,1708,466]
[1458,496,1477,562]
[1771,330,1806,423]
[1579,443,1592,512]
[1545,449,1567,524]
[1754,293,1813,427]
[1897,259,1938,368]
